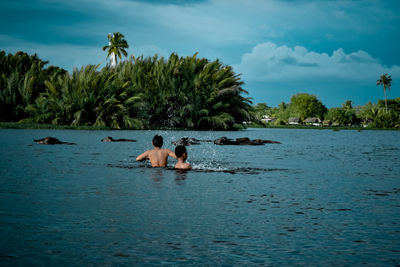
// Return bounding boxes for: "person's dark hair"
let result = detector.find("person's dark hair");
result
[175,145,187,158]
[152,135,163,147]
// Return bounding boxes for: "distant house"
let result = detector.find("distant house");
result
[304,117,321,126]
[288,117,301,125]
[322,120,332,126]
[261,115,276,123]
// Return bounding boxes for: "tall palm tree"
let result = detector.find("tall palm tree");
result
[102,32,129,67]
[376,73,392,112]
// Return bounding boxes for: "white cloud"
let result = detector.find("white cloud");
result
[234,42,400,82]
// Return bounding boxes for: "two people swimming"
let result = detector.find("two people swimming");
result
[136,135,191,170]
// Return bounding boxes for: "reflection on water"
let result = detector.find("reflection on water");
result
[0,128,399,266]
[150,167,165,183]
[174,170,188,184]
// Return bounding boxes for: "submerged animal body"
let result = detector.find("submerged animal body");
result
[172,136,281,146]
[101,137,136,142]
[34,137,76,145]
[214,137,281,145]
[252,139,281,144]
[172,137,201,146]
[213,137,238,145]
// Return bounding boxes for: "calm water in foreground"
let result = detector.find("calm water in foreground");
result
[0,128,399,266]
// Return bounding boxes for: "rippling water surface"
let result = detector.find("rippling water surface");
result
[0,128,399,266]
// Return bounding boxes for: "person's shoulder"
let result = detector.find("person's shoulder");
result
[162,148,174,153]
[136,149,151,161]
[184,163,192,169]
[175,163,191,170]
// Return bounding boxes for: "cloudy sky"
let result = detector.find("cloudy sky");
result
[1,0,399,107]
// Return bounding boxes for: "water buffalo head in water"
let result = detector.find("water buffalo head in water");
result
[34,137,75,145]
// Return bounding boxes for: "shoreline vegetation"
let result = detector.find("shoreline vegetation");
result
[1,48,399,131]
[1,121,398,131]
[1,50,252,131]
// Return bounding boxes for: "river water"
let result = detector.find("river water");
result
[0,128,399,266]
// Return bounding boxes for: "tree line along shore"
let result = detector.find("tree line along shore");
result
[251,96,400,129]
[1,50,399,131]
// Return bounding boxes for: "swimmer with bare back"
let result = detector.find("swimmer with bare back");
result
[136,135,177,167]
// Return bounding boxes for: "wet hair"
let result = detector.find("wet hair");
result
[152,135,163,148]
[175,145,187,158]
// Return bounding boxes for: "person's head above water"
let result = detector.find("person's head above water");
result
[175,145,187,159]
[174,145,191,170]
[152,135,163,148]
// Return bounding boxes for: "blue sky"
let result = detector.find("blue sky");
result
[1,0,399,107]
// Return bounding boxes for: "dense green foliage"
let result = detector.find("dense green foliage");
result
[285,93,327,120]
[252,93,327,124]
[2,49,397,130]
[252,96,400,129]
[1,51,252,130]
[0,121,110,130]
[325,100,358,126]
[0,51,66,122]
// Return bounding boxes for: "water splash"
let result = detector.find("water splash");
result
[191,160,229,172]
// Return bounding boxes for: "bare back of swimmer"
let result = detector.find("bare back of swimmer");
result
[136,135,176,167]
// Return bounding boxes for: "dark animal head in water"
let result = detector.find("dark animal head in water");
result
[34,136,76,145]
[214,137,281,145]
[34,137,61,144]
[172,137,200,146]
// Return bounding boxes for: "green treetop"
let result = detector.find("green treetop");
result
[102,32,129,67]
[376,73,392,112]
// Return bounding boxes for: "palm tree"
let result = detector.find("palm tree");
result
[376,73,392,112]
[102,32,129,67]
